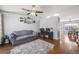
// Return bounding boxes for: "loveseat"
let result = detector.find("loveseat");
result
[9,30,37,45]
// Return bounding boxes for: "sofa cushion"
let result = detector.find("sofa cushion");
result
[16,34,36,40]
[13,30,33,36]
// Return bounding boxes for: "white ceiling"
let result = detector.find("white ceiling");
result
[40,5,79,21]
[0,5,79,21]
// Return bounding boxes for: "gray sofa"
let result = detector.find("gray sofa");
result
[9,30,37,45]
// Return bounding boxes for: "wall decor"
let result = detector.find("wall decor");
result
[20,17,24,19]
[19,16,36,24]
[20,19,24,22]
[20,17,24,22]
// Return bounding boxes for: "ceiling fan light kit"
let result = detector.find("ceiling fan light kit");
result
[22,5,43,16]
[20,5,43,24]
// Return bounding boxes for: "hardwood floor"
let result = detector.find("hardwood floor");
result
[0,38,79,54]
[40,38,64,54]
[0,44,13,54]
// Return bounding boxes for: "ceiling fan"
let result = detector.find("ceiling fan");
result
[22,5,44,16]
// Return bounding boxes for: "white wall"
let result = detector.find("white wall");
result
[40,16,59,29]
[3,12,59,40]
[3,13,40,35]
[40,16,59,40]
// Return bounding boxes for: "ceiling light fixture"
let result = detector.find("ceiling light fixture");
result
[69,16,72,18]
[53,13,60,16]
[46,16,51,18]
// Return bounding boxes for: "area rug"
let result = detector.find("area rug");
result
[10,39,54,54]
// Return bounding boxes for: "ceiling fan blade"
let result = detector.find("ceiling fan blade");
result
[22,8,31,12]
[27,13,37,16]
[27,13,30,15]
[22,5,43,16]
[36,11,44,13]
